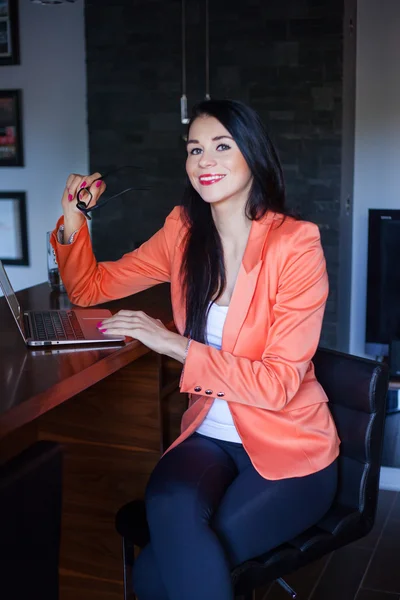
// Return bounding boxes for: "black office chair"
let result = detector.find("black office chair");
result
[0,440,63,600]
[115,348,389,600]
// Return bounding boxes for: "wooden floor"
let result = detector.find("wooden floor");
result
[254,489,400,600]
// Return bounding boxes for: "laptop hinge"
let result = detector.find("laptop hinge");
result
[23,313,33,339]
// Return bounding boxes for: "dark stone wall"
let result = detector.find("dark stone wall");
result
[85,0,343,348]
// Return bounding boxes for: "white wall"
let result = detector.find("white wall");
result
[0,0,88,291]
[350,0,400,357]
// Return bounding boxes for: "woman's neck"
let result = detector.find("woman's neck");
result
[211,201,252,247]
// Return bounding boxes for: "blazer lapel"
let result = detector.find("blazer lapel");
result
[222,212,275,354]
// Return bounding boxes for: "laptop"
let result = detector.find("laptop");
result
[0,259,125,347]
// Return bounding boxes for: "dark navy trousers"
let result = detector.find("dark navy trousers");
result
[133,433,337,600]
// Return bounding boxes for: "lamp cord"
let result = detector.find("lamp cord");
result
[180,0,189,124]
[182,0,187,96]
[205,0,210,100]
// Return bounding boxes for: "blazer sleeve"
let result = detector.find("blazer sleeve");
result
[50,206,182,307]
[179,222,329,412]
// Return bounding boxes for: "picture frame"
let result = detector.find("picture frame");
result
[0,0,20,66]
[0,191,29,266]
[0,89,23,166]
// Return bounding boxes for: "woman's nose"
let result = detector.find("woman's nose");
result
[198,151,217,168]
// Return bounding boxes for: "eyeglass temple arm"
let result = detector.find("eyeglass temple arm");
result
[80,187,151,214]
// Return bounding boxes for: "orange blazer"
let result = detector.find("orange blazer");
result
[51,207,340,480]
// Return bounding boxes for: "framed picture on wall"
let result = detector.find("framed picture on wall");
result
[0,89,23,166]
[0,0,20,66]
[0,192,29,266]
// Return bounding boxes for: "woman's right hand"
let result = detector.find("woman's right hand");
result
[61,172,106,240]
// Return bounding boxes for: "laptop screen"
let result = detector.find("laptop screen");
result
[0,259,24,329]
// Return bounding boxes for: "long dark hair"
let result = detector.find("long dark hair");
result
[180,99,288,343]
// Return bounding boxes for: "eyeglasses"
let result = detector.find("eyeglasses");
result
[76,166,148,220]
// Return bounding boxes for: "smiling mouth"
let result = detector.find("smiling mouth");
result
[199,174,226,186]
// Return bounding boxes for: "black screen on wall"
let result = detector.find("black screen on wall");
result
[366,209,400,352]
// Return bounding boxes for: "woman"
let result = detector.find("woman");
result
[52,99,340,600]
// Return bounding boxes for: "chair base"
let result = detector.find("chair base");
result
[237,592,254,600]
[122,538,135,600]
[237,578,296,600]
[277,578,297,598]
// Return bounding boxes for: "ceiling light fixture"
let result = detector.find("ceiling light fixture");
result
[30,1,78,5]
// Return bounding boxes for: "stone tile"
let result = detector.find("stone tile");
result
[363,518,400,594]
[310,545,372,600]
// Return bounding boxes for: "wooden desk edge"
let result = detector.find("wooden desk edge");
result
[0,319,176,439]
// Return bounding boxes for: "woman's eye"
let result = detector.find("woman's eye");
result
[217,143,231,151]
[189,147,202,155]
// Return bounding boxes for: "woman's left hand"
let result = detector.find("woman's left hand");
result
[98,310,188,362]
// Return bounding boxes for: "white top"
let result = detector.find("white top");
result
[195,303,242,443]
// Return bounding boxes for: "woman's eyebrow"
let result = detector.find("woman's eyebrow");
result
[212,135,233,142]
[186,135,234,146]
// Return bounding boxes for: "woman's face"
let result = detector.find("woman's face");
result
[186,115,253,209]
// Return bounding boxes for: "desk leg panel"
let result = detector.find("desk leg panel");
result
[37,351,164,600]
[59,573,124,600]
[0,421,38,465]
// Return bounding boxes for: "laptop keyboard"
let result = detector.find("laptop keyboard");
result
[32,310,84,341]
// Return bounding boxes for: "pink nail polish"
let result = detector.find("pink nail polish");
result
[80,181,87,188]
[68,193,73,201]
[100,328,107,333]
[96,321,103,327]
[95,180,102,188]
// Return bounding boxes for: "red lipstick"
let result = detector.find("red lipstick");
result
[198,174,226,186]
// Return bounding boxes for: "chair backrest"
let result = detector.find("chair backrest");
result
[313,347,389,532]
[0,440,63,600]
[230,349,389,596]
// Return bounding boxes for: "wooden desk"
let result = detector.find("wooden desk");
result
[0,283,184,600]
